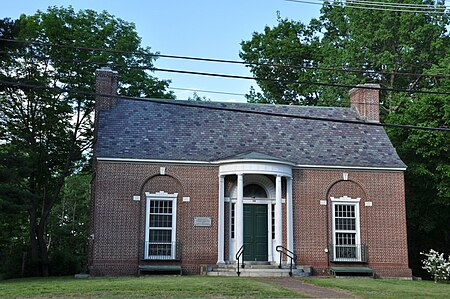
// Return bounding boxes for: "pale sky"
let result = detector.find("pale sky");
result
[2,0,321,102]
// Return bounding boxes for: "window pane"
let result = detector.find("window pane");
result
[336,218,356,230]
[150,214,172,227]
[336,233,356,245]
[272,204,275,239]
[336,245,357,259]
[149,229,172,243]
[148,243,172,256]
[243,184,267,198]
[150,200,173,214]
[231,203,235,239]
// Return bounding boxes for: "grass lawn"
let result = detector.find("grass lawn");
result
[1,276,449,298]
[0,276,303,298]
[305,277,450,298]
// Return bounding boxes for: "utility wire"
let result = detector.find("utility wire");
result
[0,79,448,132]
[2,49,450,96]
[344,0,447,9]
[287,0,448,11]
[2,47,450,96]
[2,38,450,79]
[345,0,446,9]
[3,42,450,96]
[286,0,449,13]
[152,67,450,96]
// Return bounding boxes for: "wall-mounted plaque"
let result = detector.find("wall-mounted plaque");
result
[194,217,212,227]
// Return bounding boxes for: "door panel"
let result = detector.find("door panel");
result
[243,204,268,261]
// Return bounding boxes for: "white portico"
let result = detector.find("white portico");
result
[216,153,294,264]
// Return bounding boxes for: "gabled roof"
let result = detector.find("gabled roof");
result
[96,98,406,169]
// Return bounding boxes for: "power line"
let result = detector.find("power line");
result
[152,67,450,96]
[345,0,447,9]
[2,43,450,96]
[345,0,446,9]
[286,0,449,13]
[288,0,448,13]
[2,47,450,96]
[2,38,450,79]
[0,79,448,132]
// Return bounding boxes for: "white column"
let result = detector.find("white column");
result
[275,175,283,250]
[267,204,273,262]
[236,173,244,258]
[286,177,293,254]
[217,175,225,264]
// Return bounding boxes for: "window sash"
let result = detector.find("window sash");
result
[332,201,361,261]
[145,192,177,259]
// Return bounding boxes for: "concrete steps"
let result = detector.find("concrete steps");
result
[206,262,312,277]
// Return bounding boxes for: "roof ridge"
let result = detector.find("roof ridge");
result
[117,96,352,111]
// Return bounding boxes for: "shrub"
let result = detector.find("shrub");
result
[421,249,450,283]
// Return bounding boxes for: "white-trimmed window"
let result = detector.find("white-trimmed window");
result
[331,196,361,262]
[230,202,235,239]
[145,191,178,259]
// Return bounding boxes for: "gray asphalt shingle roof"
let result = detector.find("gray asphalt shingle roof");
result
[96,98,406,169]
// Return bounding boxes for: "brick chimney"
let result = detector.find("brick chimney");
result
[93,68,118,161]
[349,84,380,122]
[95,67,118,111]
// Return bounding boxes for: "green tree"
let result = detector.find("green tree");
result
[240,18,328,106]
[47,173,91,275]
[240,1,449,109]
[317,1,449,111]
[386,59,450,276]
[240,1,450,276]
[0,144,33,278]
[187,91,210,101]
[0,6,174,276]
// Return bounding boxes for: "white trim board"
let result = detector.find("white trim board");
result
[97,157,406,171]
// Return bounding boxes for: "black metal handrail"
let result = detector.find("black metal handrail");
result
[276,245,297,277]
[235,244,245,277]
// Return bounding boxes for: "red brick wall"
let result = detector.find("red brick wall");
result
[293,169,411,277]
[90,162,219,275]
[90,162,411,277]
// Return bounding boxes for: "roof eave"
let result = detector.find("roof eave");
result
[96,157,406,171]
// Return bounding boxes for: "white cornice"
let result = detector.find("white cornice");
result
[97,157,212,165]
[293,164,406,171]
[96,157,406,171]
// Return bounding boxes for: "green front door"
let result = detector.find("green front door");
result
[243,204,268,261]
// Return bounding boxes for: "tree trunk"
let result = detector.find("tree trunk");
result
[28,207,40,276]
[34,142,78,276]
[37,221,49,276]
